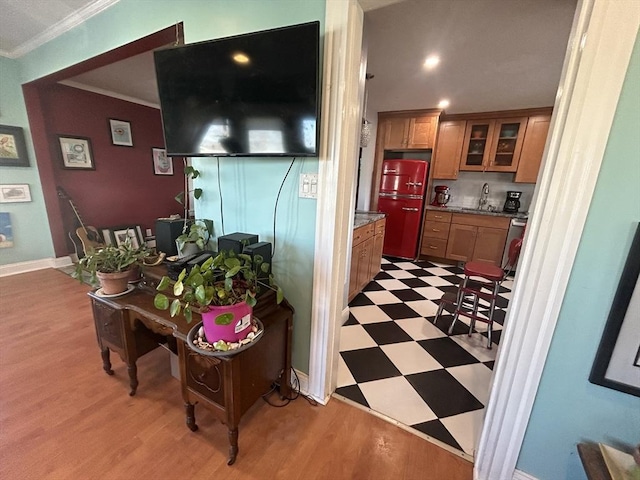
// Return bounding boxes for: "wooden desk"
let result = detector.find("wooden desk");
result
[88,269,294,465]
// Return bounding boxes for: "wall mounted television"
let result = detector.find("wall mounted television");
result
[154,21,320,158]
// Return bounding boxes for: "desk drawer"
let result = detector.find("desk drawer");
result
[421,238,448,257]
[92,300,125,352]
[423,221,450,240]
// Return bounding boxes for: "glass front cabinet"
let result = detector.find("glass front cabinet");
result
[460,117,528,172]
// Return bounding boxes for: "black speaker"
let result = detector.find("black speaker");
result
[155,218,189,257]
[217,232,259,255]
[243,242,272,280]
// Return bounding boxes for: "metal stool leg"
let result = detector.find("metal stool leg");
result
[448,276,468,335]
[485,280,500,349]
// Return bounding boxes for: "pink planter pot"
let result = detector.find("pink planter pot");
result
[201,302,253,343]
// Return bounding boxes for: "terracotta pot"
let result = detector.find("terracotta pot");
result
[96,270,131,295]
[201,302,253,343]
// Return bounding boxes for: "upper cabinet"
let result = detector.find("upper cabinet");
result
[460,117,527,172]
[514,114,551,183]
[431,107,553,181]
[380,111,440,150]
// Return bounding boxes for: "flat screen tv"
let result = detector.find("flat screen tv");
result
[154,21,320,157]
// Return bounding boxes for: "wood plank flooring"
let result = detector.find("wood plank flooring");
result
[0,269,472,480]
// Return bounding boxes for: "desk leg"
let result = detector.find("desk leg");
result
[227,428,238,465]
[185,402,198,432]
[100,348,114,375]
[127,363,138,396]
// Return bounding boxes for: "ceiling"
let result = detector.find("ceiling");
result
[0,0,577,114]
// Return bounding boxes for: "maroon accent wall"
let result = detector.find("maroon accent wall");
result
[44,84,183,244]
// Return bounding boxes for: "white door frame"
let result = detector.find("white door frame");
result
[309,1,639,479]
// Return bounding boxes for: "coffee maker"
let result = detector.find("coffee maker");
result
[503,191,522,213]
[431,186,451,207]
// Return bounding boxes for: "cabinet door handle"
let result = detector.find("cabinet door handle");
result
[402,207,419,212]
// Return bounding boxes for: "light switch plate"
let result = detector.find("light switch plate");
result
[299,173,318,199]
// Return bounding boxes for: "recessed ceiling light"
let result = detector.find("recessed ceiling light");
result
[438,99,450,109]
[424,55,440,69]
[232,52,250,64]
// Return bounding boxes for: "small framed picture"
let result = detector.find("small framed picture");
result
[0,184,32,203]
[109,119,133,147]
[151,147,173,175]
[0,125,30,167]
[58,135,95,170]
[113,227,140,249]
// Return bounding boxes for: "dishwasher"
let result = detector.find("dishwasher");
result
[502,218,527,271]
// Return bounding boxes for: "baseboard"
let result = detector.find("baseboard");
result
[512,469,539,480]
[0,256,73,277]
[291,368,310,397]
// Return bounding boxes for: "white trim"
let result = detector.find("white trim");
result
[0,256,73,277]
[308,0,364,403]
[512,470,539,480]
[475,1,640,479]
[59,80,160,109]
[291,369,310,397]
[5,0,120,59]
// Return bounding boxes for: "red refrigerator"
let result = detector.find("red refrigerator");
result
[377,159,428,259]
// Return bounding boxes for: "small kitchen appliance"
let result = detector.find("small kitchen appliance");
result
[431,186,451,207]
[503,191,522,213]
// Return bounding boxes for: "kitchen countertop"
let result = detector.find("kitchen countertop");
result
[354,211,386,228]
[427,204,528,220]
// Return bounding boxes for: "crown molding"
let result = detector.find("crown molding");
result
[7,0,120,59]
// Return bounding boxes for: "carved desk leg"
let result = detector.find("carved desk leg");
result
[227,428,238,465]
[185,402,198,432]
[127,363,138,396]
[100,348,114,375]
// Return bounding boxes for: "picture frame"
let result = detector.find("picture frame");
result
[151,147,173,175]
[0,212,13,248]
[0,184,32,203]
[589,223,640,397]
[109,119,133,147]
[0,125,30,167]
[102,225,144,249]
[58,135,95,170]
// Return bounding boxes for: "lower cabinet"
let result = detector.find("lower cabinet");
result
[422,211,510,267]
[349,218,386,302]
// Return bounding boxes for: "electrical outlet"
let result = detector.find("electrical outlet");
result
[299,173,318,199]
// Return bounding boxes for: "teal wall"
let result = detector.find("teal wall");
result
[517,32,640,479]
[2,0,325,372]
[0,57,55,264]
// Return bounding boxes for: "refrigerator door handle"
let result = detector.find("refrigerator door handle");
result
[401,207,420,212]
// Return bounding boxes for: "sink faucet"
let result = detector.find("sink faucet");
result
[478,183,490,210]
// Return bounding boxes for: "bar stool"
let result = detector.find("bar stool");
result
[433,262,506,349]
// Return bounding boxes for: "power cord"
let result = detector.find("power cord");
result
[216,156,225,235]
[271,157,296,261]
[262,367,317,407]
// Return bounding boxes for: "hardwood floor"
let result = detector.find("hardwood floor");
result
[0,269,472,480]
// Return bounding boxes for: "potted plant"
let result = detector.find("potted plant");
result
[73,238,150,294]
[175,219,213,257]
[153,250,283,349]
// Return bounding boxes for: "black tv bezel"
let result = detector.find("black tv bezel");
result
[155,21,321,158]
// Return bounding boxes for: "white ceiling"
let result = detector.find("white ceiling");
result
[0,0,577,115]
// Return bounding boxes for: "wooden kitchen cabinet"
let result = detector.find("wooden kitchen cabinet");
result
[349,218,386,302]
[380,112,439,150]
[420,210,452,257]
[445,213,510,266]
[460,117,528,173]
[432,120,466,179]
[515,114,551,183]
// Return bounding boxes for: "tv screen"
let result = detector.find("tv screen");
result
[154,21,320,157]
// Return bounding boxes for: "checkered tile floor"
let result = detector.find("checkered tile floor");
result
[335,257,513,457]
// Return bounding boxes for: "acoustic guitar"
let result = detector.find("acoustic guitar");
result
[57,187,104,256]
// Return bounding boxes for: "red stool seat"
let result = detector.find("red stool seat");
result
[464,261,505,282]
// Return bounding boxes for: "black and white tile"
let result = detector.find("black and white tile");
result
[335,257,513,457]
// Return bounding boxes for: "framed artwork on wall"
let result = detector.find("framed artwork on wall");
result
[0,184,32,203]
[0,212,13,248]
[58,135,95,170]
[151,147,173,175]
[109,119,133,147]
[589,223,640,397]
[0,125,30,167]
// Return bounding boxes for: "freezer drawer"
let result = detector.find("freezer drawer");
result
[377,196,424,259]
